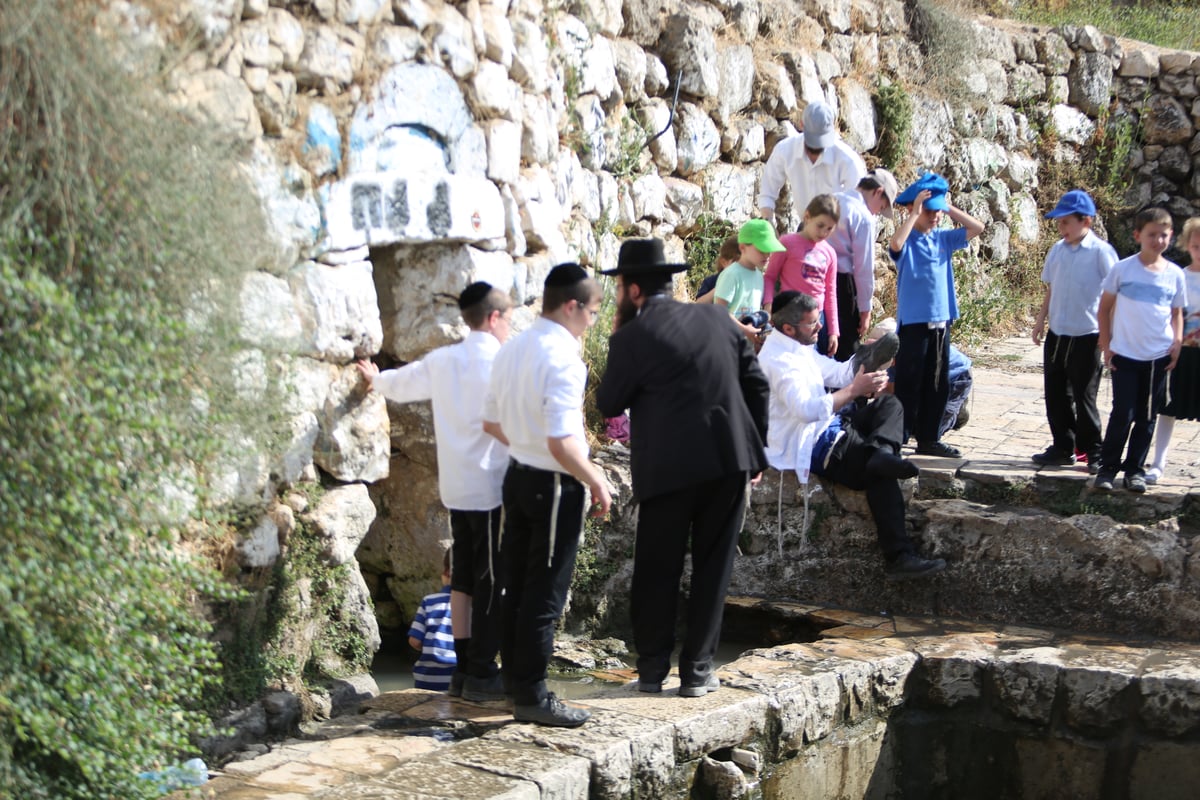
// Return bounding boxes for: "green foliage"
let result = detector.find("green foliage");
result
[0,1,276,796]
[873,81,914,172]
[1005,0,1200,52]
[609,113,653,179]
[582,276,619,436]
[682,214,738,299]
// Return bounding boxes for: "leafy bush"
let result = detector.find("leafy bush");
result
[0,1,273,797]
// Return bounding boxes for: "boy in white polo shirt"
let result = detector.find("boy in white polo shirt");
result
[1031,190,1119,472]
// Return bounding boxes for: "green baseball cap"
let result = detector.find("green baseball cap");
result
[738,219,786,253]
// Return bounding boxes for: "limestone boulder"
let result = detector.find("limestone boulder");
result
[511,18,551,92]
[1036,32,1072,75]
[1120,47,1159,79]
[699,163,757,224]
[1050,104,1096,145]
[657,13,719,100]
[622,0,665,46]
[640,99,678,173]
[715,44,755,125]
[755,62,798,119]
[838,79,877,153]
[478,5,514,67]
[612,38,647,103]
[296,25,365,88]
[1143,94,1194,146]
[288,260,383,363]
[173,68,262,142]
[674,102,721,176]
[313,366,390,482]
[306,483,379,566]
[1068,50,1112,117]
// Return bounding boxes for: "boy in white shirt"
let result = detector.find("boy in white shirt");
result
[1094,207,1186,492]
[356,282,512,701]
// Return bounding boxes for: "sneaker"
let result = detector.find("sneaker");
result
[915,441,962,458]
[1087,460,1101,476]
[678,674,720,698]
[1145,466,1163,485]
[448,672,466,698]
[636,679,663,694]
[851,332,901,374]
[1031,447,1075,466]
[462,673,507,702]
[1093,473,1116,491]
[885,553,948,580]
[513,693,591,727]
[1123,474,1147,493]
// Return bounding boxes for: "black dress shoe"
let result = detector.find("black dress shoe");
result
[1031,446,1075,466]
[462,673,506,702]
[866,449,919,480]
[448,672,466,697]
[886,553,947,580]
[851,332,900,373]
[513,693,591,727]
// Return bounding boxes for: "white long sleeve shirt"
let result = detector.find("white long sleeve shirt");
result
[483,317,588,474]
[828,189,877,313]
[758,330,855,483]
[757,136,867,216]
[373,330,508,511]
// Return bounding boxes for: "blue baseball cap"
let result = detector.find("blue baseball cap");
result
[895,172,950,211]
[1045,189,1096,219]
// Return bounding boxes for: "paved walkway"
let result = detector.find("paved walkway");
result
[918,337,1200,493]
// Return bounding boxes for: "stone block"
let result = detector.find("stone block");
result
[990,648,1064,724]
[1130,742,1200,800]
[442,738,591,800]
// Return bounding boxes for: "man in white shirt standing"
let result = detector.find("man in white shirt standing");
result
[483,263,612,727]
[356,282,513,701]
[757,100,867,227]
[828,168,900,360]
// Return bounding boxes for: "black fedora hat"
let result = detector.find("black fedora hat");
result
[599,238,689,276]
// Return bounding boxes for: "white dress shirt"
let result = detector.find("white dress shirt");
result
[828,189,877,313]
[373,330,508,511]
[758,330,855,483]
[484,317,588,474]
[757,136,867,216]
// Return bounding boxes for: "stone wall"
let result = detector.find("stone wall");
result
[98,0,1200,661]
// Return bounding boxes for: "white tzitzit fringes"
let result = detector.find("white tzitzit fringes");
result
[485,507,499,615]
[548,472,562,567]
[776,475,784,558]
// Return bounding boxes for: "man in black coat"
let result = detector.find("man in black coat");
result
[596,239,770,697]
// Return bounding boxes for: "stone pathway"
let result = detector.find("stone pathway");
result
[192,338,1200,800]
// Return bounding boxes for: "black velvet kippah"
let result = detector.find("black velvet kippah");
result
[544,263,589,288]
[458,281,493,310]
[771,290,804,315]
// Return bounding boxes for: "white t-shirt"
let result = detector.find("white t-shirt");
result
[1102,254,1187,361]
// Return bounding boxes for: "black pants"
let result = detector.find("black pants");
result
[1099,353,1170,478]
[631,471,749,686]
[1043,331,1103,458]
[835,271,860,362]
[894,323,951,445]
[499,463,585,706]
[449,508,504,679]
[823,394,915,561]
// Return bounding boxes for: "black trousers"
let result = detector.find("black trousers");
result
[449,508,504,679]
[499,463,585,705]
[1099,353,1171,478]
[1043,330,1103,458]
[823,394,915,562]
[835,271,860,362]
[631,471,749,686]
[894,323,951,445]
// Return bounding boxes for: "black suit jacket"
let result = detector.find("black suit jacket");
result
[596,296,770,502]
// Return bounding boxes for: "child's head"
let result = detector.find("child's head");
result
[737,219,786,269]
[543,263,602,337]
[895,173,949,233]
[460,281,514,342]
[1044,189,1096,245]
[714,235,740,271]
[1133,207,1173,257]
[801,194,840,242]
[857,169,899,218]
[1181,217,1200,266]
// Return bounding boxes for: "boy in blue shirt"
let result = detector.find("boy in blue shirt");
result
[1094,206,1186,492]
[1030,190,1118,471]
[888,173,984,458]
[407,549,456,691]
